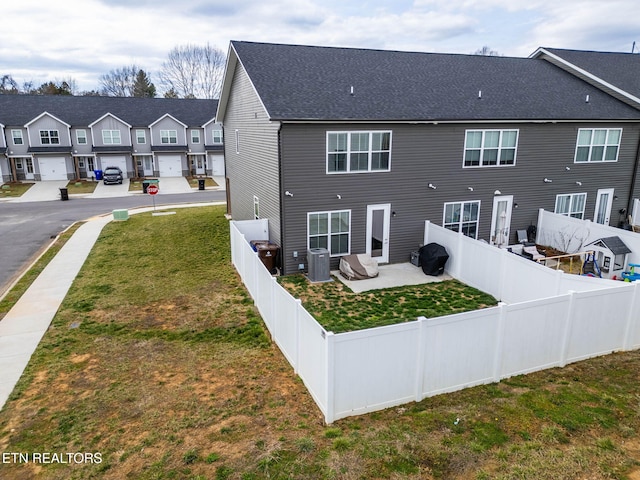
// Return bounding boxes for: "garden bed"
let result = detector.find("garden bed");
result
[278,274,498,333]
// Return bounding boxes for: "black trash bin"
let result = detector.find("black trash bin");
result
[256,243,279,273]
[198,178,206,190]
[59,187,69,201]
[142,180,150,194]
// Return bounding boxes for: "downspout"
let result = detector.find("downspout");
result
[627,130,640,225]
[277,122,284,274]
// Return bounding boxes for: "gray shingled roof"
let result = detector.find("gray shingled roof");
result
[543,48,640,101]
[230,41,640,122]
[0,95,217,127]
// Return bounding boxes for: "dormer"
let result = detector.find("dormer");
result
[149,114,188,151]
[203,117,224,151]
[25,112,72,151]
[89,113,132,152]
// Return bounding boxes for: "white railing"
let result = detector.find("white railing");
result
[230,219,640,424]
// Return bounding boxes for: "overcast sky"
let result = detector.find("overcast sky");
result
[2,0,639,94]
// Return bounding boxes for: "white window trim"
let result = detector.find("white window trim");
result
[326,131,392,174]
[212,129,223,144]
[463,129,519,168]
[76,129,87,145]
[102,130,121,145]
[574,128,622,163]
[235,129,239,154]
[191,129,201,144]
[442,201,481,239]
[136,129,146,144]
[307,210,351,257]
[11,129,23,145]
[160,129,178,144]
[555,193,587,219]
[39,129,60,145]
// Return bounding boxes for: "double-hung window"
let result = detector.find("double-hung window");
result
[574,128,622,162]
[161,129,178,144]
[102,130,121,144]
[555,193,587,219]
[327,131,391,173]
[443,201,480,238]
[76,129,87,145]
[40,130,60,145]
[11,130,23,145]
[212,129,223,144]
[191,130,201,144]
[136,130,146,144]
[464,129,518,167]
[308,210,351,256]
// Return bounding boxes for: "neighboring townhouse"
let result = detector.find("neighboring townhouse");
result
[216,41,640,275]
[0,95,223,182]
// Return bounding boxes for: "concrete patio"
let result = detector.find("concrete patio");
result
[331,262,452,293]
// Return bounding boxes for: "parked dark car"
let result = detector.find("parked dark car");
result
[103,166,123,185]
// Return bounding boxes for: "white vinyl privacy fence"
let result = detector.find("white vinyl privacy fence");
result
[231,219,640,424]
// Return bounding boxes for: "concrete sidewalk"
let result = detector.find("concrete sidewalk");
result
[0,202,223,410]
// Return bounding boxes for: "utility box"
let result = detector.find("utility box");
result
[308,248,331,282]
[112,209,129,221]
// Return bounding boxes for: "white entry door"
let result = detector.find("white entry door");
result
[490,195,513,247]
[594,188,615,225]
[193,155,206,175]
[366,204,391,263]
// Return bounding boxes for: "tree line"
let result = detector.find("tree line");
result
[0,43,225,99]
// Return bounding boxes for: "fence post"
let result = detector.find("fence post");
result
[423,221,430,246]
[414,317,427,402]
[498,249,509,302]
[622,282,640,351]
[454,232,464,279]
[325,331,335,424]
[559,291,576,367]
[492,303,507,382]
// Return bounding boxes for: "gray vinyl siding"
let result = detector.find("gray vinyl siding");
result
[6,127,28,155]
[279,122,640,275]
[27,116,71,147]
[91,117,131,147]
[150,117,186,146]
[223,62,282,246]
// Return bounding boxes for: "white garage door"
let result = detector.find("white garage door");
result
[38,157,68,181]
[208,153,225,176]
[101,156,128,178]
[157,155,183,177]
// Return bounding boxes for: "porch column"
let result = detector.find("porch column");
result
[73,156,80,179]
[9,157,18,182]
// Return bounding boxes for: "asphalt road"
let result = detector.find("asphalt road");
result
[0,190,227,297]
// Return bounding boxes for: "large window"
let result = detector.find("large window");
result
[76,129,87,145]
[40,130,60,145]
[308,210,351,256]
[443,201,480,238]
[102,130,121,144]
[464,129,518,167]
[575,128,622,162]
[160,130,178,144]
[555,193,587,219]
[11,130,23,145]
[327,131,391,173]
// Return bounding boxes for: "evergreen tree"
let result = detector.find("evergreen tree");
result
[132,69,156,98]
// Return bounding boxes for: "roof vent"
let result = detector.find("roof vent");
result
[585,94,590,103]
[478,90,482,99]
[350,85,354,96]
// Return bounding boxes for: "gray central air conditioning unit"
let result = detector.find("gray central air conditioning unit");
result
[307,248,331,282]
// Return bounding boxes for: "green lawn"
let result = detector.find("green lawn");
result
[1,205,639,479]
[279,275,497,333]
[0,182,34,198]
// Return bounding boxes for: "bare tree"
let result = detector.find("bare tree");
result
[99,65,139,97]
[158,43,226,99]
[474,46,502,56]
[0,75,20,94]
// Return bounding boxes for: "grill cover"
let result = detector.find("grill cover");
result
[418,243,449,276]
